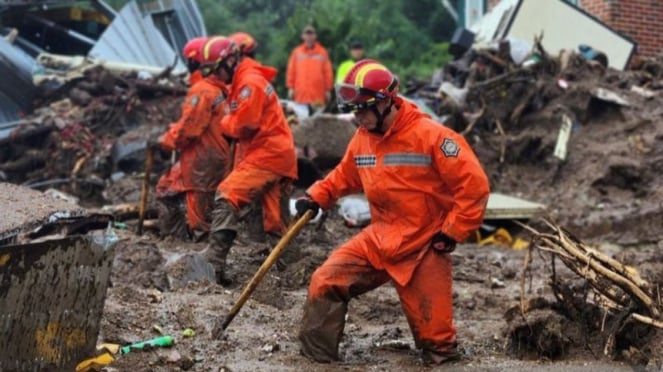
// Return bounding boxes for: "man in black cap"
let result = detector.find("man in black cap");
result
[335,39,365,84]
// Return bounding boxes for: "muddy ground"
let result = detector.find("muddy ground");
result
[2,53,660,370]
[93,64,663,370]
[96,210,662,372]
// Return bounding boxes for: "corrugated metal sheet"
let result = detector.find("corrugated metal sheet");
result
[88,1,186,73]
[141,0,207,58]
[0,36,36,124]
[174,0,207,38]
[0,0,74,6]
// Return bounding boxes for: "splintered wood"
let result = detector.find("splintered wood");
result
[520,219,662,331]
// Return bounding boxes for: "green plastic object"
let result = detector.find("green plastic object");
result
[120,336,174,354]
[182,328,196,338]
[112,222,127,230]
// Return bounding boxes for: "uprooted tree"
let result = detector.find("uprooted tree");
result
[506,219,663,364]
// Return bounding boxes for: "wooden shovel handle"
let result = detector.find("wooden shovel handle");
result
[218,209,314,332]
[137,146,154,236]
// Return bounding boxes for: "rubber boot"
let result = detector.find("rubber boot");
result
[157,195,189,240]
[203,229,236,286]
[421,345,461,365]
[298,297,348,362]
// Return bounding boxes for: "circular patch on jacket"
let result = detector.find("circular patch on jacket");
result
[189,95,199,106]
[239,86,251,100]
[440,138,460,157]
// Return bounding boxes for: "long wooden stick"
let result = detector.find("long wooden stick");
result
[137,146,154,236]
[213,210,314,337]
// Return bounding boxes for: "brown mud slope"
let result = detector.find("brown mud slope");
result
[99,214,662,371]
[467,57,663,246]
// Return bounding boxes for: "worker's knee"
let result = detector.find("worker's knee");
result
[308,264,346,301]
[210,199,239,233]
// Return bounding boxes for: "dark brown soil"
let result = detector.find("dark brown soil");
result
[96,59,663,370]
[97,211,663,371]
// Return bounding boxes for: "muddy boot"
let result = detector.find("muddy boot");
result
[157,195,189,240]
[203,230,236,286]
[191,229,208,243]
[298,297,348,362]
[421,344,461,365]
[266,233,300,271]
[206,199,241,285]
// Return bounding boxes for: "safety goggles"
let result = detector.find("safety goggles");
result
[336,84,386,113]
[199,63,217,77]
[338,100,378,114]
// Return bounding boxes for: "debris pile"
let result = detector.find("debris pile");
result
[0,66,186,204]
[411,39,663,244]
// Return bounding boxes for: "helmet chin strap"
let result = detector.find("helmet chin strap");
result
[368,99,394,134]
[187,59,200,74]
[222,55,240,84]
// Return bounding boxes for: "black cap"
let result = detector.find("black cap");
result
[349,40,363,49]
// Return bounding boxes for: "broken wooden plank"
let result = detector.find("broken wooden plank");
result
[484,192,546,220]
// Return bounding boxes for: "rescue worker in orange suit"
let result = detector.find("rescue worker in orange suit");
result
[228,31,278,166]
[155,36,231,240]
[286,24,333,107]
[200,37,297,286]
[184,36,207,86]
[295,59,490,364]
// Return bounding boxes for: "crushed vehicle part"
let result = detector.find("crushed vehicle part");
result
[0,182,117,371]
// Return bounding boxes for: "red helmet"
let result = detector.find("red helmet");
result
[337,59,399,112]
[200,36,239,65]
[229,32,257,55]
[182,36,208,63]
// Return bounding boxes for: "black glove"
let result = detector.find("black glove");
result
[295,196,320,218]
[431,232,457,254]
[147,138,162,151]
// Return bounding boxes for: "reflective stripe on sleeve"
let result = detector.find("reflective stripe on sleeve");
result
[383,153,431,166]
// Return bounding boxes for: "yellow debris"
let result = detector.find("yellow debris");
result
[75,352,114,372]
[477,228,529,250]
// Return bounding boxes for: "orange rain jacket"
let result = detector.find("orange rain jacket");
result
[156,77,231,229]
[220,58,297,180]
[231,64,278,167]
[189,70,204,86]
[307,98,490,286]
[286,42,333,105]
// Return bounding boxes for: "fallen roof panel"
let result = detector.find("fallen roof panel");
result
[88,1,185,73]
[141,0,207,54]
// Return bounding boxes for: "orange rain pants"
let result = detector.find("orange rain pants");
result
[156,77,230,233]
[215,163,289,235]
[299,230,455,362]
[215,57,297,236]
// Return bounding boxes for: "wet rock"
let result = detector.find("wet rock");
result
[490,277,506,289]
[165,253,216,290]
[179,355,195,370]
[261,343,280,353]
[501,265,518,280]
[167,349,181,364]
[147,288,163,303]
